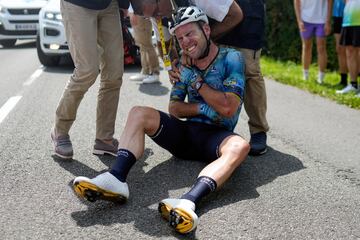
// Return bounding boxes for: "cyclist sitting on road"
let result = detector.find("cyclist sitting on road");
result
[72,6,250,234]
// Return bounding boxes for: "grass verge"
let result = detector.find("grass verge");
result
[261,56,360,109]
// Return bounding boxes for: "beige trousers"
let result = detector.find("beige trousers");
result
[238,48,269,134]
[132,16,159,75]
[55,0,124,140]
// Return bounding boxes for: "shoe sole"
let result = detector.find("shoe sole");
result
[51,132,73,159]
[73,181,127,203]
[54,152,73,159]
[93,149,117,157]
[158,203,196,234]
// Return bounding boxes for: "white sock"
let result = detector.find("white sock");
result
[303,69,309,80]
[318,71,325,81]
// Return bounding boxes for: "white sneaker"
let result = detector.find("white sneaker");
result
[158,198,198,234]
[142,74,160,84]
[316,78,323,84]
[73,172,129,203]
[129,73,148,81]
[335,84,357,94]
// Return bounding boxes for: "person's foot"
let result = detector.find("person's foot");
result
[142,74,160,84]
[129,73,149,81]
[73,172,129,203]
[158,198,198,234]
[335,84,357,94]
[93,138,119,156]
[249,132,267,156]
[50,128,73,159]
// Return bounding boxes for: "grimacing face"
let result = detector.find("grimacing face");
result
[175,22,209,60]
[131,0,173,17]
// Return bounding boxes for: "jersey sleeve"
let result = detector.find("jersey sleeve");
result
[169,64,193,102]
[222,50,246,100]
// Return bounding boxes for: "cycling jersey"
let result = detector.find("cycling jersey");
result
[170,47,245,131]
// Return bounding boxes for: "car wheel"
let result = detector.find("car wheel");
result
[0,39,16,48]
[36,34,60,67]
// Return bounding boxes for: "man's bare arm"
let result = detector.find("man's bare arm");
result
[210,1,243,41]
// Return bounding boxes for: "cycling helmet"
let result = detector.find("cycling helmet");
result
[169,6,209,35]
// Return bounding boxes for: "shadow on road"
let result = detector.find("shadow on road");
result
[53,146,304,238]
[138,83,170,96]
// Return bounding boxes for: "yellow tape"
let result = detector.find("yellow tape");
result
[157,17,172,71]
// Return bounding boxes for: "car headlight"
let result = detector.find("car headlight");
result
[0,5,7,14]
[44,12,62,21]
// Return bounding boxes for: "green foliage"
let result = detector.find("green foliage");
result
[265,0,338,70]
[261,57,360,109]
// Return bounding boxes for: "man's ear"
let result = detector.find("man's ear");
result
[203,24,211,38]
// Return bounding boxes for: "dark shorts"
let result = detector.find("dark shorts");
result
[301,21,326,39]
[340,26,360,47]
[150,111,238,162]
[333,17,343,34]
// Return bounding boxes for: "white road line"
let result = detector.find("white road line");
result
[0,96,22,124]
[23,67,43,86]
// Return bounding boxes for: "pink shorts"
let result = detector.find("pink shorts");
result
[301,21,326,39]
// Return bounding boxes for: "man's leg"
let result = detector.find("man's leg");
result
[346,46,359,89]
[159,135,250,234]
[240,48,269,156]
[302,38,313,80]
[95,0,123,147]
[52,1,100,159]
[73,106,161,203]
[334,33,348,85]
[316,36,327,83]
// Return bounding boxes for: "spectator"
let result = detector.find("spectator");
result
[51,0,129,159]
[332,0,348,86]
[294,0,333,84]
[336,0,360,96]
[129,13,161,84]
[72,6,250,234]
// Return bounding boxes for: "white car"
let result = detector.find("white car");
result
[37,0,68,66]
[0,0,48,47]
[37,0,142,67]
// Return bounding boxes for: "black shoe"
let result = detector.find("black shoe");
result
[249,132,267,156]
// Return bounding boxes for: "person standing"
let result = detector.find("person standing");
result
[129,12,161,84]
[336,0,360,96]
[51,0,129,159]
[332,0,348,87]
[294,0,333,84]
[214,0,270,156]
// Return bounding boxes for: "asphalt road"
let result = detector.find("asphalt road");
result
[0,41,359,239]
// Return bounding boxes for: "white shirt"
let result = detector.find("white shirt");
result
[152,0,234,41]
[191,0,233,22]
[301,0,329,24]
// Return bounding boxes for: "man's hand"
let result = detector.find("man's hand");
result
[298,20,305,32]
[324,21,331,36]
[168,59,180,85]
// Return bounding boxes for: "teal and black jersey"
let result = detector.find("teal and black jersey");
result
[170,47,245,131]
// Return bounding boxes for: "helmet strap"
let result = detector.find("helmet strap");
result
[197,22,211,60]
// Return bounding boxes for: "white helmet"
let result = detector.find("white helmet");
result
[169,6,209,35]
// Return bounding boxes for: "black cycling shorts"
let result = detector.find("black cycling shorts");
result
[150,111,238,162]
[340,26,360,47]
[333,17,343,34]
